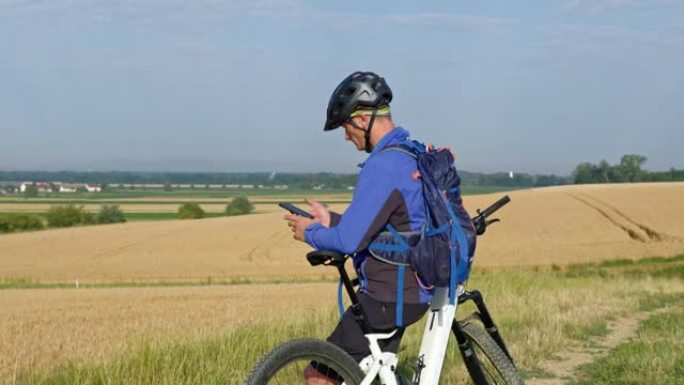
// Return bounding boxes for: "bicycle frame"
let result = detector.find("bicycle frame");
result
[355,286,462,385]
[415,286,463,385]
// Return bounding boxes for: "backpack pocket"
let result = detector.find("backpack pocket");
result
[408,235,451,288]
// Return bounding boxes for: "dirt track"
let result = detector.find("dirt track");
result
[527,308,668,385]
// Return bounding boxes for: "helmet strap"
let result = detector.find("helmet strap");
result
[364,108,378,153]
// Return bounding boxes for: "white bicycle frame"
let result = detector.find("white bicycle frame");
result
[357,285,464,385]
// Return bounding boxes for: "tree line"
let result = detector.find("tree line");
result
[1,170,570,189]
[2,155,681,190]
[573,154,684,184]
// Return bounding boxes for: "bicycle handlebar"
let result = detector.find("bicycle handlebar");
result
[471,195,511,236]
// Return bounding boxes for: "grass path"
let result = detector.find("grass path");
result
[526,306,673,384]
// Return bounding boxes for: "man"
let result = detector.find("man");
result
[285,71,431,379]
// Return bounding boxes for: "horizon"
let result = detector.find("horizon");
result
[1,1,683,174]
[1,158,681,179]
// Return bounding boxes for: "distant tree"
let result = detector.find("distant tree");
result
[96,205,127,224]
[76,185,88,193]
[225,196,255,216]
[178,203,205,219]
[573,162,600,184]
[205,183,210,190]
[619,154,648,182]
[163,183,172,192]
[534,174,569,187]
[23,182,38,198]
[0,214,45,233]
[47,205,94,227]
[598,160,611,183]
[100,183,109,192]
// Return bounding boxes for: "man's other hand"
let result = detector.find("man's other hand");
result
[306,198,331,228]
[284,213,318,242]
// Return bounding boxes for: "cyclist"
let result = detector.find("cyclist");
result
[285,71,432,384]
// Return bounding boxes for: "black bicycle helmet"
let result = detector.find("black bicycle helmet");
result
[324,71,393,131]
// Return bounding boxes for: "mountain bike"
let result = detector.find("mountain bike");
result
[245,196,522,385]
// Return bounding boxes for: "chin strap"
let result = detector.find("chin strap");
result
[364,108,378,153]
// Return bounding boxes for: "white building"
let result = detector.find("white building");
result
[20,182,52,193]
[59,184,78,193]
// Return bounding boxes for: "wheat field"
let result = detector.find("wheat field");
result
[1,183,682,282]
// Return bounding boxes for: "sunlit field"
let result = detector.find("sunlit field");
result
[1,183,683,384]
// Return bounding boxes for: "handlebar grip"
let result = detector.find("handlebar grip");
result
[480,195,511,219]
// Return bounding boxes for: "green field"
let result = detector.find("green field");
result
[0,185,519,201]
[14,254,684,385]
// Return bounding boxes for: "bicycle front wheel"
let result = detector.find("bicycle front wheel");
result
[457,320,524,385]
[245,339,365,385]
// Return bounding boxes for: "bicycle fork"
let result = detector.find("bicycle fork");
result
[458,290,515,364]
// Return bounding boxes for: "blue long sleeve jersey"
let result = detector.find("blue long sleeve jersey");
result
[305,127,432,304]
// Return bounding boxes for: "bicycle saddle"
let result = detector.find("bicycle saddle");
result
[306,250,346,266]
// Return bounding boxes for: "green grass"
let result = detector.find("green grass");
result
[460,185,527,195]
[0,212,228,232]
[564,319,609,341]
[123,212,226,221]
[0,185,517,202]
[571,300,684,385]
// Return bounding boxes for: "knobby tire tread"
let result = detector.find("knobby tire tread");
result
[458,321,524,385]
[245,338,365,385]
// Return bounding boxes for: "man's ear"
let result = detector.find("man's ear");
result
[354,114,371,130]
[350,115,367,131]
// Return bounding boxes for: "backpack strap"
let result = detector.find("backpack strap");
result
[396,264,405,327]
[443,194,471,304]
[337,277,345,319]
[377,140,430,326]
[378,140,425,159]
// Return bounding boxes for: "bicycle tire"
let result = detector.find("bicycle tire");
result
[457,321,524,385]
[245,338,365,385]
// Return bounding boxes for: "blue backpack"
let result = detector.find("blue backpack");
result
[366,140,477,326]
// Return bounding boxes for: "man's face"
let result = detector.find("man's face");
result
[341,116,367,152]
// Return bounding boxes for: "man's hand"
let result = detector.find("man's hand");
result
[284,213,318,242]
[306,198,331,228]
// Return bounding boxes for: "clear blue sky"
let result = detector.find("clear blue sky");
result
[1,0,682,174]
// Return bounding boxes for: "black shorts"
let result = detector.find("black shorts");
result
[327,293,429,362]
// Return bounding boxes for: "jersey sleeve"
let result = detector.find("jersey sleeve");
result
[305,159,397,254]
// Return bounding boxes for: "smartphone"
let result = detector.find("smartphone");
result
[278,202,313,218]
